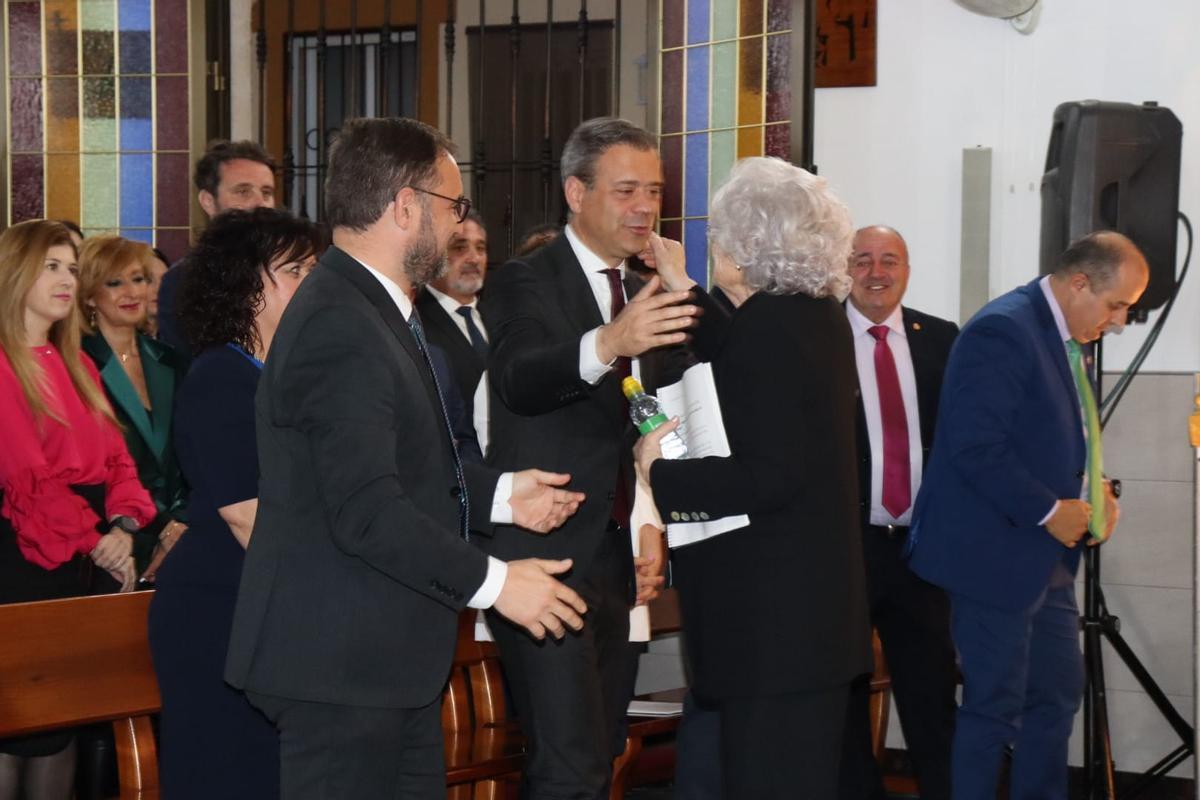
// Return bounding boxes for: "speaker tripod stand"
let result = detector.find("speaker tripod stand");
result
[1081,342,1194,800]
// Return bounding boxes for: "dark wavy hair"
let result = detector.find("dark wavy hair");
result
[178,207,327,354]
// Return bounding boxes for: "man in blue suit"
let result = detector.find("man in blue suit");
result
[908,231,1148,799]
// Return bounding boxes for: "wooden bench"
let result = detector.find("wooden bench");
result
[0,591,894,800]
[0,592,160,800]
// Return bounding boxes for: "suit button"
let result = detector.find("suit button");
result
[450,486,461,497]
[1077,470,1085,478]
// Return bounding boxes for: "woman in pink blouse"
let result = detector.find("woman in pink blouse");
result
[0,219,156,799]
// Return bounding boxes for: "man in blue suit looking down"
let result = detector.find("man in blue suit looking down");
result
[908,230,1148,799]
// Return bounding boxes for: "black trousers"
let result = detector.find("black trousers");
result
[247,691,444,800]
[721,683,850,799]
[487,531,640,800]
[838,526,957,800]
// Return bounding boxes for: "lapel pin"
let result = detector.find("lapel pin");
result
[912,322,922,331]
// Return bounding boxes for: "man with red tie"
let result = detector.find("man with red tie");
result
[839,226,959,800]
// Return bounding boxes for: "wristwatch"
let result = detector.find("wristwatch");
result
[110,515,140,534]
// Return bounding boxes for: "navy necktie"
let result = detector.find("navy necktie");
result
[408,309,470,541]
[455,305,489,359]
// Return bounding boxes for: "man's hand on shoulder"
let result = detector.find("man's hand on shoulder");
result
[509,470,586,533]
[493,558,588,640]
[1045,499,1090,547]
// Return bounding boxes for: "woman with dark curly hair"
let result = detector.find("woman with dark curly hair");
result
[148,207,325,800]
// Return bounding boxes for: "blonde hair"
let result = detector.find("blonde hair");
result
[77,235,154,333]
[0,220,116,425]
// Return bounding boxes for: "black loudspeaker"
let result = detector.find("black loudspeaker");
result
[1039,100,1182,314]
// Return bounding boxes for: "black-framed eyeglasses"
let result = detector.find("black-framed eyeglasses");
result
[409,186,472,223]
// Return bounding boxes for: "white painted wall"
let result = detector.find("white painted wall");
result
[813,0,1200,373]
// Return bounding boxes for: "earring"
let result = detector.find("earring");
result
[89,308,96,328]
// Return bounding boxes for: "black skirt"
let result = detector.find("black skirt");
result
[0,483,106,757]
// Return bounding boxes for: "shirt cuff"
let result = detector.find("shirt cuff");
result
[579,327,613,385]
[467,556,508,609]
[490,471,514,524]
[1039,500,1059,526]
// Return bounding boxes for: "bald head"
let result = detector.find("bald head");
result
[1050,231,1149,343]
[848,226,910,323]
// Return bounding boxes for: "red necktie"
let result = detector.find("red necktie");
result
[868,325,911,518]
[600,268,632,527]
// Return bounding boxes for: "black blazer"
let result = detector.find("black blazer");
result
[852,307,959,526]
[225,246,499,709]
[649,288,872,699]
[479,233,690,582]
[415,289,487,402]
[82,332,189,569]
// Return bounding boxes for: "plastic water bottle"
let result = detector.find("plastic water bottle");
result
[622,377,688,460]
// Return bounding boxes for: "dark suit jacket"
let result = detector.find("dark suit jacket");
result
[82,333,189,568]
[908,277,1087,612]
[853,307,959,526]
[415,289,487,404]
[225,245,500,709]
[650,288,872,699]
[478,233,689,583]
[155,258,188,355]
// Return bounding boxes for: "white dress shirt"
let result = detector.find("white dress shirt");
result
[1038,275,1090,522]
[356,257,510,609]
[424,284,489,344]
[847,303,925,526]
[564,224,643,385]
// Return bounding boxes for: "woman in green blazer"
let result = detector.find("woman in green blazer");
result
[79,235,188,578]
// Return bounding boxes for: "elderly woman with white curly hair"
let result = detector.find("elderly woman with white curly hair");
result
[635,156,873,799]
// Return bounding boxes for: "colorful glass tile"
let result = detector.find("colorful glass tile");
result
[711,42,736,130]
[120,77,153,150]
[45,153,82,222]
[83,76,117,119]
[766,33,790,122]
[155,229,190,263]
[45,0,81,75]
[709,129,735,199]
[684,133,709,218]
[684,218,709,288]
[81,0,116,31]
[661,0,685,50]
[83,30,116,75]
[120,31,153,74]
[713,0,738,41]
[10,79,44,153]
[155,153,190,227]
[155,0,189,73]
[739,0,764,36]
[767,0,791,32]
[82,153,119,230]
[12,154,45,222]
[765,123,790,159]
[120,153,153,227]
[687,0,711,45]
[156,76,190,150]
[685,46,709,132]
[737,36,764,127]
[9,2,42,76]
[121,228,154,243]
[46,78,81,151]
[660,50,684,135]
[659,219,683,245]
[661,135,683,220]
[737,125,763,159]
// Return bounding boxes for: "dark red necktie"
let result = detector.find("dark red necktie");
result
[868,325,911,518]
[600,268,632,527]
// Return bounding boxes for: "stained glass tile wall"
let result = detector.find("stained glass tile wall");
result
[7,0,191,259]
[659,0,791,287]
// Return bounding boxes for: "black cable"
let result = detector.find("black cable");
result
[1099,212,1193,429]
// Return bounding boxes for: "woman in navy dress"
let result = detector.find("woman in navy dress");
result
[148,208,325,799]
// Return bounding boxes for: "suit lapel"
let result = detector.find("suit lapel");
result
[96,346,157,458]
[902,307,939,450]
[1024,279,1083,433]
[321,247,443,413]
[549,235,605,336]
[418,292,485,371]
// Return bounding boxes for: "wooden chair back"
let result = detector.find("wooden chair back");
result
[0,592,160,799]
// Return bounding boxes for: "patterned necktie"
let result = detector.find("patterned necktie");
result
[868,325,911,518]
[1067,339,1107,539]
[408,309,471,541]
[599,267,631,528]
[455,305,489,359]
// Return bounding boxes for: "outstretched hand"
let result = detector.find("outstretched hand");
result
[510,469,586,533]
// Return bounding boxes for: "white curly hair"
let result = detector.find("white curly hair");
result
[707,157,853,299]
